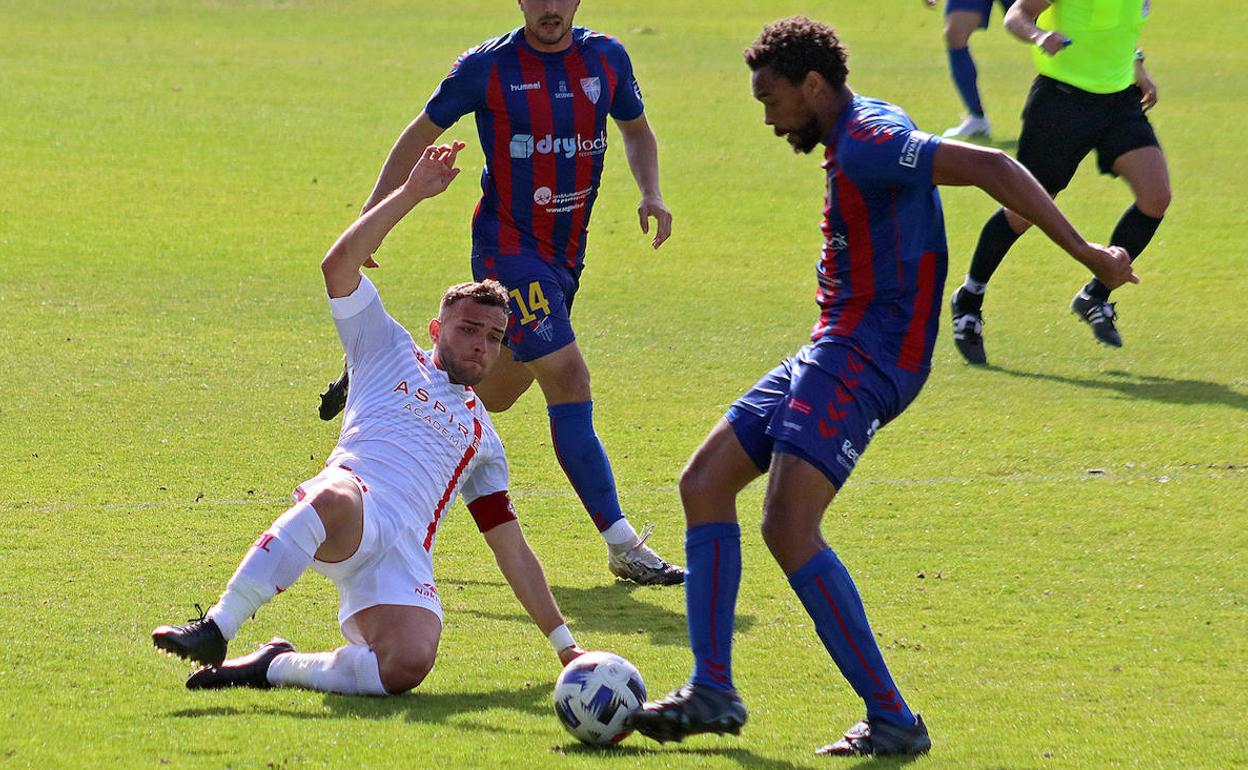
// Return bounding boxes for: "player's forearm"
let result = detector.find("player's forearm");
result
[322,186,423,295]
[1004,2,1045,44]
[487,526,566,636]
[979,154,1092,259]
[622,124,663,199]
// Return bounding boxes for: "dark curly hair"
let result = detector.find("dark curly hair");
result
[440,279,509,318]
[744,16,849,90]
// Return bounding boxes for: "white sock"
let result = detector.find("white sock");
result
[961,276,988,295]
[266,644,388,695]
[207,502,326,640]
[603,518,639,550]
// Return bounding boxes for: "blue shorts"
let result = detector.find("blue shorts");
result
[471,254,580,363]
[945,0,1013,27]
[725,338,929,488]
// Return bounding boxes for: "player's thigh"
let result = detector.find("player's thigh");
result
[1017,78,1100,196]
[1100,108,1169,216]
[943,8,987,47]
[473,345,536,412]
[680,418,765,523]
[525,340,591,404]
[295,467,366,563]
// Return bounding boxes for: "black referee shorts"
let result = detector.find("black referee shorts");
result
[1016,75,1160,195]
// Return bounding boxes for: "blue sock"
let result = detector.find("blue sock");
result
[789,548,916,725]
[948,46,984,117]
[686,522,742,690]
[548,401,624,532]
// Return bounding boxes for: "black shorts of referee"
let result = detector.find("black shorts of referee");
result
[1016,74,1161,196]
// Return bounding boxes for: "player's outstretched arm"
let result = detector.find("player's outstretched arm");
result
[616,114,672,249]
[482,520,583,665]
[321,141,464,298]
[932,140,1138,291]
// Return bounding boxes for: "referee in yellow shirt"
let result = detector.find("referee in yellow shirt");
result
[949,0,1168,363]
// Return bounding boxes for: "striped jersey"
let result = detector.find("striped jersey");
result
[325,276,508,552]
[424,27,645,270]
[815,96,949,373]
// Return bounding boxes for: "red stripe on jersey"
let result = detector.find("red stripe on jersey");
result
[897,250,938,372]
[597,50,618,104]
[423,418,484,551]
[561,47,597,269]
[486,66,519,255]
[517,47,556,263]
[830,167,875,336]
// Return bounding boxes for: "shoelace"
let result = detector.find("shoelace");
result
[188,603,208,624]
[624,523,667,568]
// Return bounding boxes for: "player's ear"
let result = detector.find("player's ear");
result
[802,70,824,100]
[428,318,442,343]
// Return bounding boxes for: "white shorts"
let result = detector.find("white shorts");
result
[294,466,443,645]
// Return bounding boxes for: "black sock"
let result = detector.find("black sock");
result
[1084,205,1163,300]
[968,209,1024,286]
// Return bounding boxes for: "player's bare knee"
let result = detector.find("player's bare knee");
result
[306,480,362,535]
[1136,187,1170,218]
[377,646,437,694]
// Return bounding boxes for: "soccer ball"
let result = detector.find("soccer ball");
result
[553,651,647,746]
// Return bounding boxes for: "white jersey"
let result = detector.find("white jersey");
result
[323,276,508,553]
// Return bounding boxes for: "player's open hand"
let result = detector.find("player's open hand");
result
[638,196,672,250]
[1086,244,1138,290]
[403,141,466,201]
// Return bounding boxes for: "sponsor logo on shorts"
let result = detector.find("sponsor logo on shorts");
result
[414,583,439,601]
[899,134,922,168]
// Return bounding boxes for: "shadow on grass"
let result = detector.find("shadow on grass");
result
[985,366,1248,411]
[443,578,756,646]
[557,742,809,769]
[169,681,549,728]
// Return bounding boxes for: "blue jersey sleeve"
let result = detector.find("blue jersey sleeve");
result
[603,40,644,121]
[840,118,941,191]
[424,45,492,129]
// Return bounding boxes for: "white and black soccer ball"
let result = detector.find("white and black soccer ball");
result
[553,651,647,746]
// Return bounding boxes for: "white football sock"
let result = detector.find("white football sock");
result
[207,502,326,640]
[266,644,388,695]
[602,518,639,550]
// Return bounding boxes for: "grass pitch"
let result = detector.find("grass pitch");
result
[1,1,1245,768]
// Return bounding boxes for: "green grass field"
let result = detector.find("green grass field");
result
[2,1,1245,767]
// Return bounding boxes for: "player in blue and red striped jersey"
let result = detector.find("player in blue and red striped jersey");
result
[629,16,1137,757]
[319,1,681,586]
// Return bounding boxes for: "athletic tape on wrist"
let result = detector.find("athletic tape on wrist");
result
[548,624,576,652]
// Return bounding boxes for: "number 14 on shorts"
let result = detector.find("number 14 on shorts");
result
[509,281,551,324]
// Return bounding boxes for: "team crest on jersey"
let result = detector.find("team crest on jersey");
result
[580,77,601,104]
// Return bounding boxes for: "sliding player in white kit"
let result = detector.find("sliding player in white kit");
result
[152,142,585,695]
